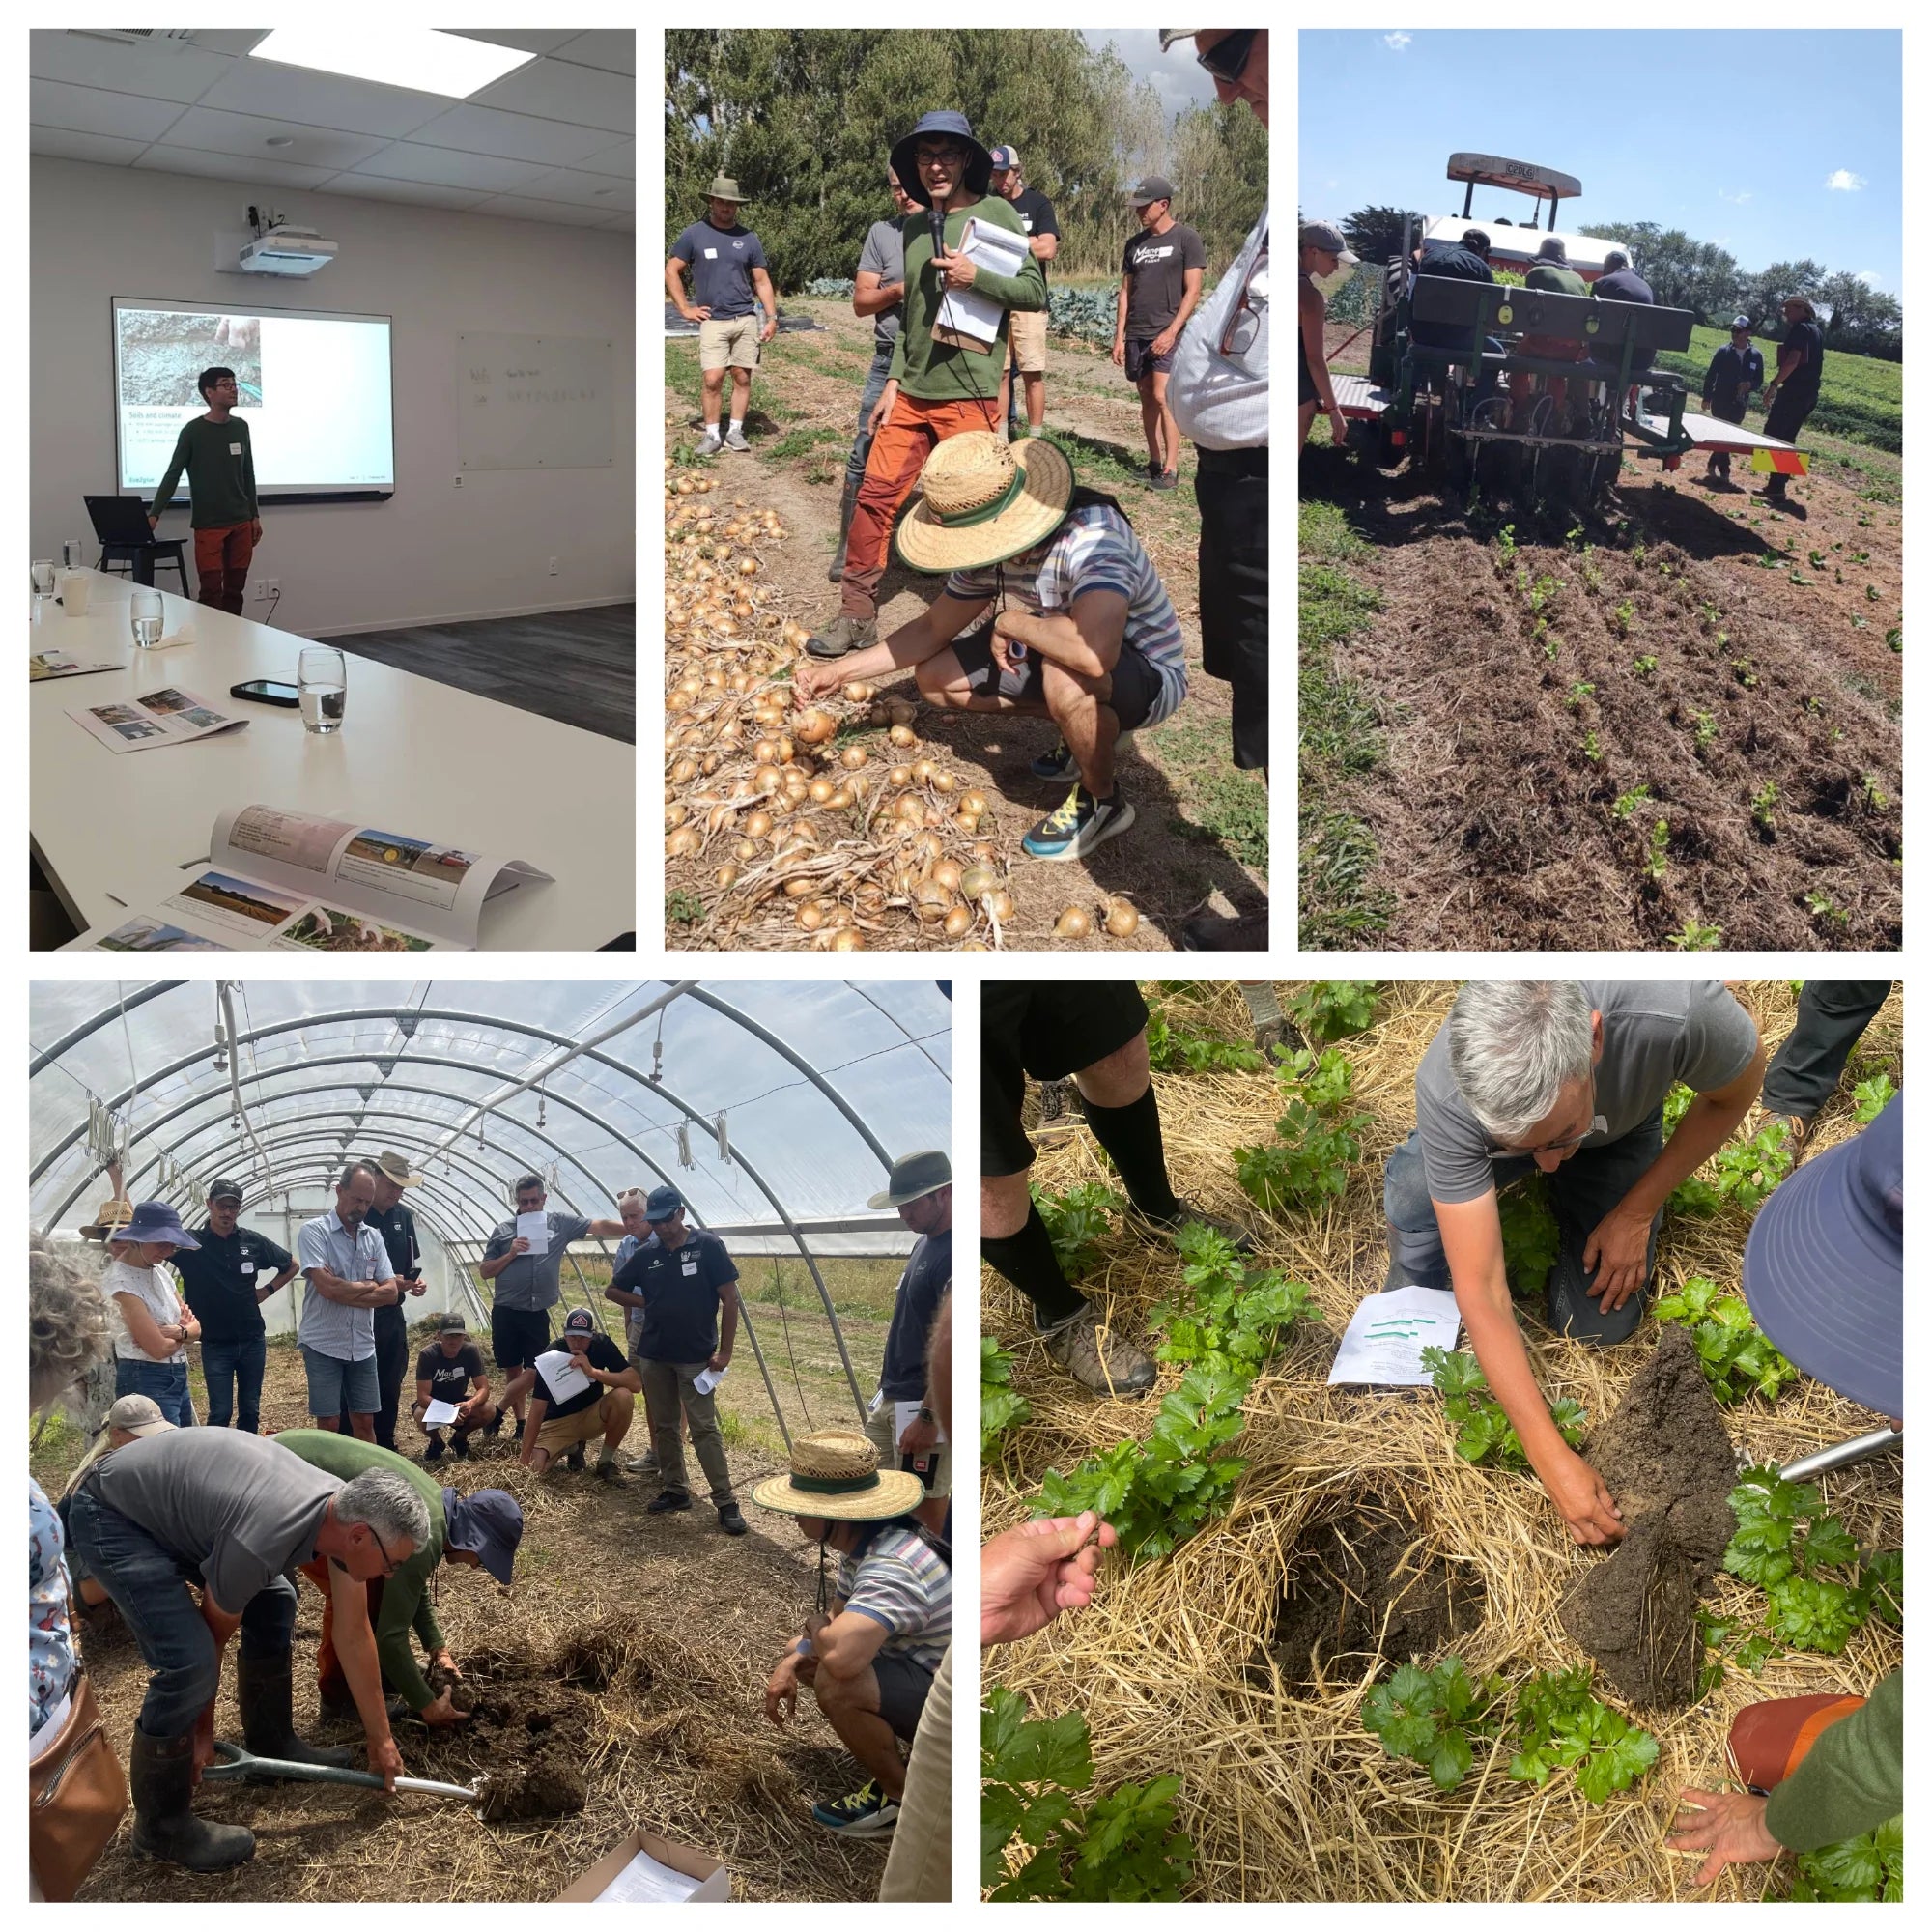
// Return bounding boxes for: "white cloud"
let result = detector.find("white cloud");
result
[1825,168,1867,192]
[1383,31,1412,51]
[1718,187,1752,204]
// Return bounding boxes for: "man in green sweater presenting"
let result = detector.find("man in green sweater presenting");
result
[809,110,1046,660]
[147,365,262,617]
[279,1429,524,1727]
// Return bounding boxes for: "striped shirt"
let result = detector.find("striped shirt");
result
[1171,202,1269,451]
[296,1211,394,1361]
[837,1526,951,1672]
[945,503,1187,726]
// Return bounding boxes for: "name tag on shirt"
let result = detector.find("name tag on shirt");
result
[682,1260,698,1276]
[703,248,718,260]
[242,1262,255,1275]
[229,442,242,456]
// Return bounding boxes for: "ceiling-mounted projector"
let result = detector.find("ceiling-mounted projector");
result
[238,225,336,276]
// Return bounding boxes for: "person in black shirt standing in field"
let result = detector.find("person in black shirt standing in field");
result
[1759,295,1825,508]
[146,363,262,615]
[863,1152,953,1534]
[1700,315,1765,485]
[519,1307,640,1481]
[1114,177,1208,489]
[988,144,1061,440]
[339,1152,428,1450]
[170,1177,297,1434]
[608,1184,748,1535]
[412,1312,498,1463]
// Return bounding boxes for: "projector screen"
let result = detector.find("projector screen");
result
[113,297,395,499]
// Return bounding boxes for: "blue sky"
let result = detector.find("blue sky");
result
[1300,30,1901,291]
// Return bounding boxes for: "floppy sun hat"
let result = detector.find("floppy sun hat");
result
[751,1429,927,1520]
[867,1149,951,1211]
[894,431,1074,574]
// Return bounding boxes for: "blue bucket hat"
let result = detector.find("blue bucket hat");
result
[1742,1094,1901,1418]
[889,110,993,208]
[441,1488,524,1587]
[115,1201,200,1249]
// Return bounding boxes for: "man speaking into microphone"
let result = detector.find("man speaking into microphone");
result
[808,110,1045,661]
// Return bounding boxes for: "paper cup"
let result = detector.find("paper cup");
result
[60,570,92,616]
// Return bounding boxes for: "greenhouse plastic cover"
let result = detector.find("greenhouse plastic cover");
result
[30,980,952,1260]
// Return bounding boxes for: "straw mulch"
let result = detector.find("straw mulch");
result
[983,980,1902,1902]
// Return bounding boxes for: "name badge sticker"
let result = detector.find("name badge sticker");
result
[703,248,718,259]
[229,442,242,456]
[242,1262,255,1274]
[682,1260,698,1275]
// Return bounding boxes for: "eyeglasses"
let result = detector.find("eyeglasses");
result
[367,1525,402,1577]
[915,148,967,168]
[1194,28,1259,85]
[1220,242,1270,359]
[1487,1109,1608,1161]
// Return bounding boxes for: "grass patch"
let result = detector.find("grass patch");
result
[1154,719,1268,870]
[1652,326,1901,455]
[760,424,846,463]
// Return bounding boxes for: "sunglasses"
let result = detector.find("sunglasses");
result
[1194,28,1259,85]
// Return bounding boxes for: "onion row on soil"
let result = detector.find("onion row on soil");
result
[983,979,1902,1901]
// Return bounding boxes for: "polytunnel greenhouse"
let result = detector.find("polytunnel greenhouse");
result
[28,977,953,1906]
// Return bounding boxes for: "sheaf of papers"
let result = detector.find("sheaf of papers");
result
[421,1398,461,1428]
[593,1849,705,1903]
[69,685,245,753]
[693,1364,726,1396]
[894,1398,947,1448]
[933,217,1031,353]
[515,1211,551,1258]
[536,1348,591,1405]
[1326,1285,1463,1387]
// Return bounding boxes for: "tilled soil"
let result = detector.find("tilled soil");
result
[1258,1500,1486,1692]
[1558,1326,1740,1707]
[1301,367,1902,950]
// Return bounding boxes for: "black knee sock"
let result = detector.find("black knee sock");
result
[1080,1084,1182,1222]
[983,1202,1087,1329]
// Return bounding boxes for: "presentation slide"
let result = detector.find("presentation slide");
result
[113,298,395,497]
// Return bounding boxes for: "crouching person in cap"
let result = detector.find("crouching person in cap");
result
[608,1185,749,1533]
[755,1430,951,1838]
[283,1429,522,1728]
[519,1306,641,1483]
[1669,1095,1902,1884]
[67,1430,427,1868]
[865,1152,952,1536]
[412,1311,500,1463]
[793,432,1186,863]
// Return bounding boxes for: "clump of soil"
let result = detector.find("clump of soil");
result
[1558,1325,1738,1707]
[1257,1502,1486,1692]
[431,1651,601,1821]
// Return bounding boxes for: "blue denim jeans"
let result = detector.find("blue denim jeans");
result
[114,1356,194,1427]
[844,348,897,491]
[300,1344,379,1416]
[67,1485,297,1739]
[200,1333,268,1433]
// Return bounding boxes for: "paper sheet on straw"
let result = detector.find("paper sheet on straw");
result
[1326,1286,1462,1386]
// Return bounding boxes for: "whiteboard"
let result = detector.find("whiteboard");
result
[458,331,614,470]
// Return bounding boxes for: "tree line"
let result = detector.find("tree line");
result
[1336,205,1901,361]
[666,30,1267,289]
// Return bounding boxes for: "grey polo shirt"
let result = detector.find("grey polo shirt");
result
[1415,980,1760,1205]
[296,1209,395,1361]
[482,1211,591,1313]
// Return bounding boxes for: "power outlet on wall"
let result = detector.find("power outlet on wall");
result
[454,474,463,488]
[548,555,559,575]
[254,579,279,600]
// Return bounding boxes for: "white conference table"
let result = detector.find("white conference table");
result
[31,572,634,951]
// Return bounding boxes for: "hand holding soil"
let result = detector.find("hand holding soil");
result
[1543,1443,1626,1547]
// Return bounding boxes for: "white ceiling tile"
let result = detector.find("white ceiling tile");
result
[186,31,272,58]
[576,138,634,181]
[28,30,235,102]
[470,57,633,135]
[467,193,618,228]
[406,102,613,168]
[347,141,551,195]
[31,77,188,143]
[550,31,637,76]
[156,106,389,172]
[29,126,153,167]
[198,61,451,139]
[132,149,333,190]
[316,176,491,212]
[442,31,579,56]
[513,166,635,212]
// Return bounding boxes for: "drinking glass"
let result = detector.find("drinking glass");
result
[298,646,347,733]
[130,588,164,649]
[32,558,55,599]
[63,538,86,571]
[59,569,93,617]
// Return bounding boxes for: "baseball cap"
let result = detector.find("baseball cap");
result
[441,1488,524,1587]
[644,1184,685,1223]
[988,144,1019,171]
[1731,314,1751,329]
[563,1307,597,1336]
[437,1311,468,1334]
[1128,175,1176,206]
[106,1394,174,1438]
[206,1177,243,1205]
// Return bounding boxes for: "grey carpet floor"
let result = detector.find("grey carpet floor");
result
[331,603,635,743]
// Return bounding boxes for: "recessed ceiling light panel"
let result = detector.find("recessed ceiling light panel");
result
[250,27,537,99]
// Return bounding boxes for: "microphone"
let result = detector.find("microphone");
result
[928,204,947,283]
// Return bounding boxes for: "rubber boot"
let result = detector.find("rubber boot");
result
[239,1650,355,1770]
[827,474,861,583]
[128,1727,255,1870]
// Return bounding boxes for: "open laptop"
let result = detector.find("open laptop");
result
[83,495,166,551]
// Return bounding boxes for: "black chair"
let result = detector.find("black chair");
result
[82,494,191,595]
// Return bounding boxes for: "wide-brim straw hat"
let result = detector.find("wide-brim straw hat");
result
[751,1429,927,1520]
[895,432,1074,574]
[79,1197,136,1242]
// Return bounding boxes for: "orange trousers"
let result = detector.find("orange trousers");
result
[298,1558,386,1705]
[839,393,999,618]
[193,521,255,616]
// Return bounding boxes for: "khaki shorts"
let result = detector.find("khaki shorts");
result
[698,314,762,372]
[865,1401,951,1499]
[537,1390,627,1456]
[1007,307,1047,375]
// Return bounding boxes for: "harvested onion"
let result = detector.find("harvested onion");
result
[1104,898,1141,939]
[888,724,917,749]
[943,905,973,939]
[794,709,836,745]
[1054,906,1092,940]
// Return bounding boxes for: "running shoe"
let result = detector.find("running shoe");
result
[1029,739,1076,781]
[811,1779,900,1836]
[1021,785,1134,861]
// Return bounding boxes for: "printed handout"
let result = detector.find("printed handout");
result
[69,685,247,753]
[515,1212,551,1258]
[31,650,122,682]
[534,1348,591,1406]
[1326,1285,1463,1388]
